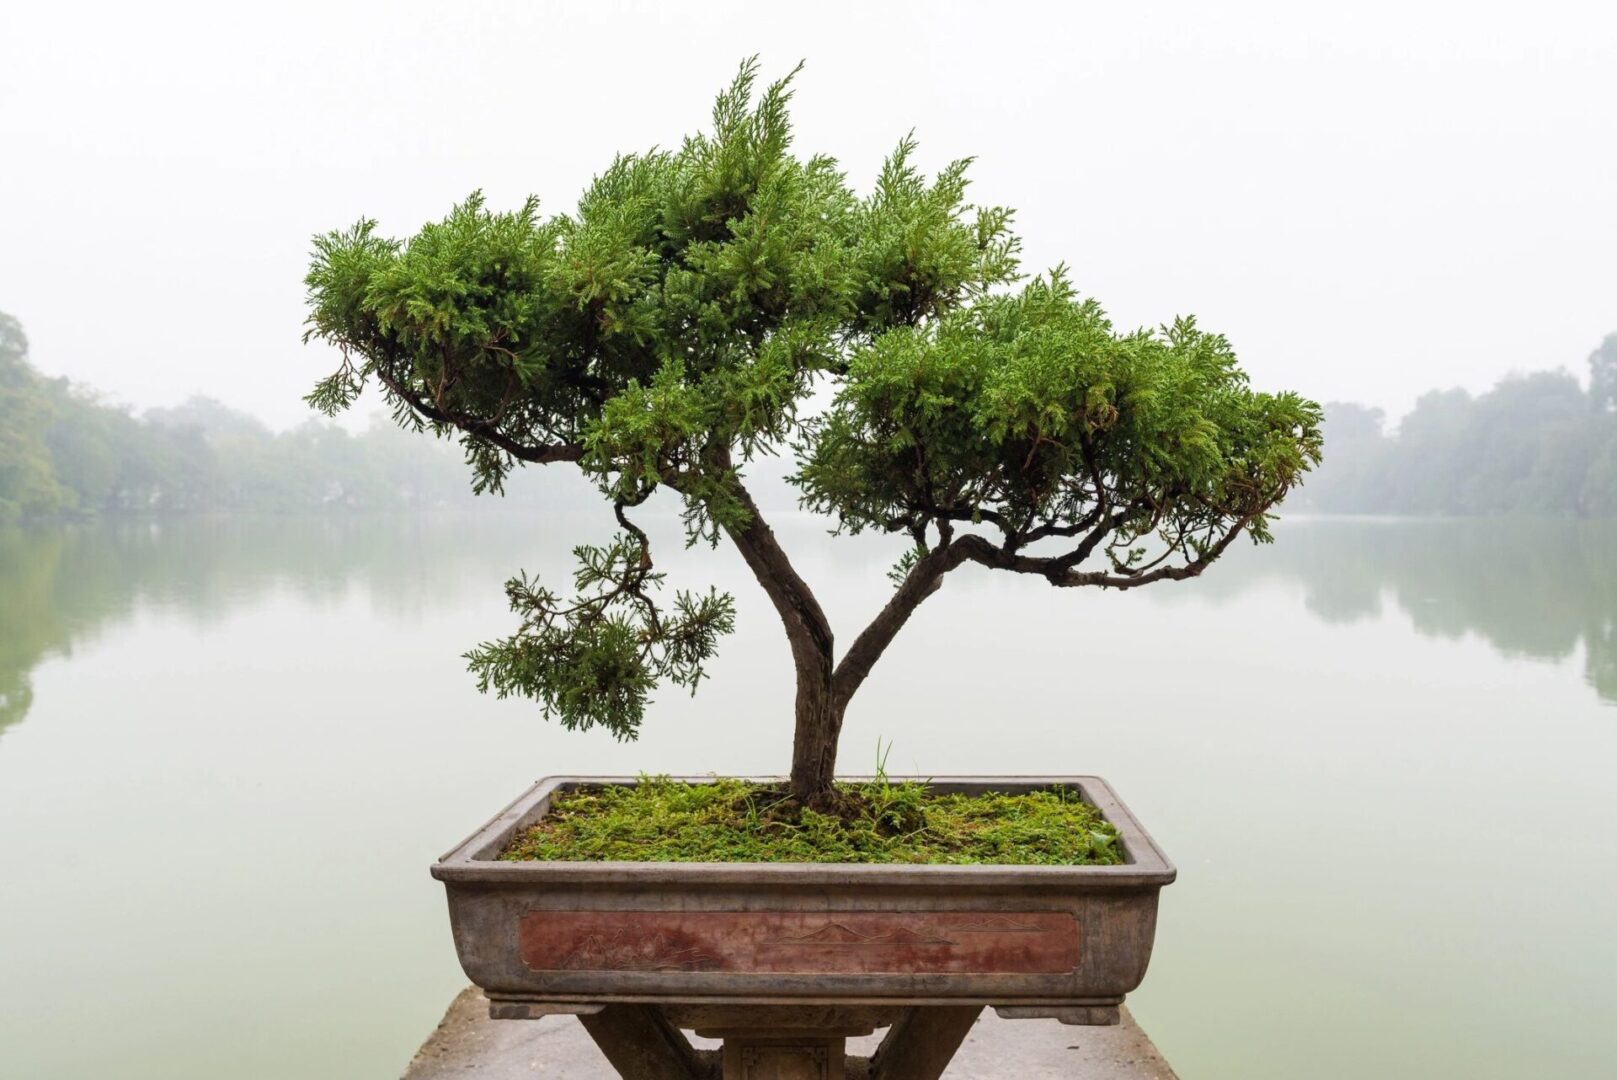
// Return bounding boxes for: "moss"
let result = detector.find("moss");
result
[498,776,1124,865]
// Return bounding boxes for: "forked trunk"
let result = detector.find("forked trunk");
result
[716,475,846,807]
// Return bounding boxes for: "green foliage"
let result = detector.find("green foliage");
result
[466,536,735,740]
[301,59,1322,748]
[797,270,1322,560]
[302,60,1021,508]
[499,776,1123,865]
[0,313,64,522]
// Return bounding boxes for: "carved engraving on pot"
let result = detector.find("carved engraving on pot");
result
[519,911,1080,975]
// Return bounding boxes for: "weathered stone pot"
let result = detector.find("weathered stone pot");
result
[431,775,1175,1028]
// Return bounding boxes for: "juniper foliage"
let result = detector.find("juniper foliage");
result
[303,59,1323,798]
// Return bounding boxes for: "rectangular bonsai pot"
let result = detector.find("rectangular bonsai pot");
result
[431,775,1175,1025]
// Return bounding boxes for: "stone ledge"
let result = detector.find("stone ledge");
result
[402,988,1179,1079]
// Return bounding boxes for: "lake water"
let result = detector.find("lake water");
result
[1,511,1613,1078]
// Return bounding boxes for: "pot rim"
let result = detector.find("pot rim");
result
[431,775,1175,889]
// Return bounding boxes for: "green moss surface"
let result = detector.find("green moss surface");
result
[498,776,1124,865]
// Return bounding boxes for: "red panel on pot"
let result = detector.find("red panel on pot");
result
[519,911,1080,975]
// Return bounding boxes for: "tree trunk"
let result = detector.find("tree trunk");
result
[712,462,844,807]
[789,656,843,805]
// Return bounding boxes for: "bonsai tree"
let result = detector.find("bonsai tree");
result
[304,61,1322,807]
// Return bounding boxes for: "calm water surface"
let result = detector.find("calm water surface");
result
[1,513,1613,1078]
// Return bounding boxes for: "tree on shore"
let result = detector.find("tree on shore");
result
[305,62,1322,804]
[0,313,64,522]
[1591,333,1617,415]
[1299,341,1617,517]
[0,309,502,519]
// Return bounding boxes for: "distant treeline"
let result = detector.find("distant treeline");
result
[1,310,517,522]
[1275,334,1617,517]
[5,308,1617,521]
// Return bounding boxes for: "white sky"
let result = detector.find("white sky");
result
[2,0,1614,428]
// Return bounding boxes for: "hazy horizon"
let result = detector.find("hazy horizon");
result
[6,9,1617,1077]
[3,1,1615,429]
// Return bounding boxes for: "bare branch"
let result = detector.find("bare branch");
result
[953,513,1256,589]
[833,540,975,708]
[711,451,834,665]
[374,368,584,465]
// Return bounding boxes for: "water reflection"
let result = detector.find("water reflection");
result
[1201,517,1617,704]
[0,529,61,731]
[1,512,1613,1080]
[2,515,1613,744]
[0,514,566,737]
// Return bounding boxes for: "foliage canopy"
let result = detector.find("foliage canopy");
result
[304,60,1323,797]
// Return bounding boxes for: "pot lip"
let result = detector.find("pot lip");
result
[432,775,1175,889]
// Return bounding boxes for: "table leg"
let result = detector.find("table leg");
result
[578,1004,716,1079]
[867,1006,983,1080]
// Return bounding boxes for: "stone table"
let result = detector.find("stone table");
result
[402,988,1180,1079]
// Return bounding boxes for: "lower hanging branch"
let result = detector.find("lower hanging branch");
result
[465,533,736,741]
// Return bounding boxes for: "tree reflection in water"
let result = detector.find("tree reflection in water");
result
[0,514,567,739]
[1202,517,1617,705]
[2,515,1613,745]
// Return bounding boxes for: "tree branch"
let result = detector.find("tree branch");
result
[833,540,975,708]
[714,453,834,666]
[374,368,584,465]
[830,492,1170,710]
[952,513,1256,589]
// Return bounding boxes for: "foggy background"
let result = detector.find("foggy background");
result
[3,0,1615,430]
[5,7,1617,1079]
